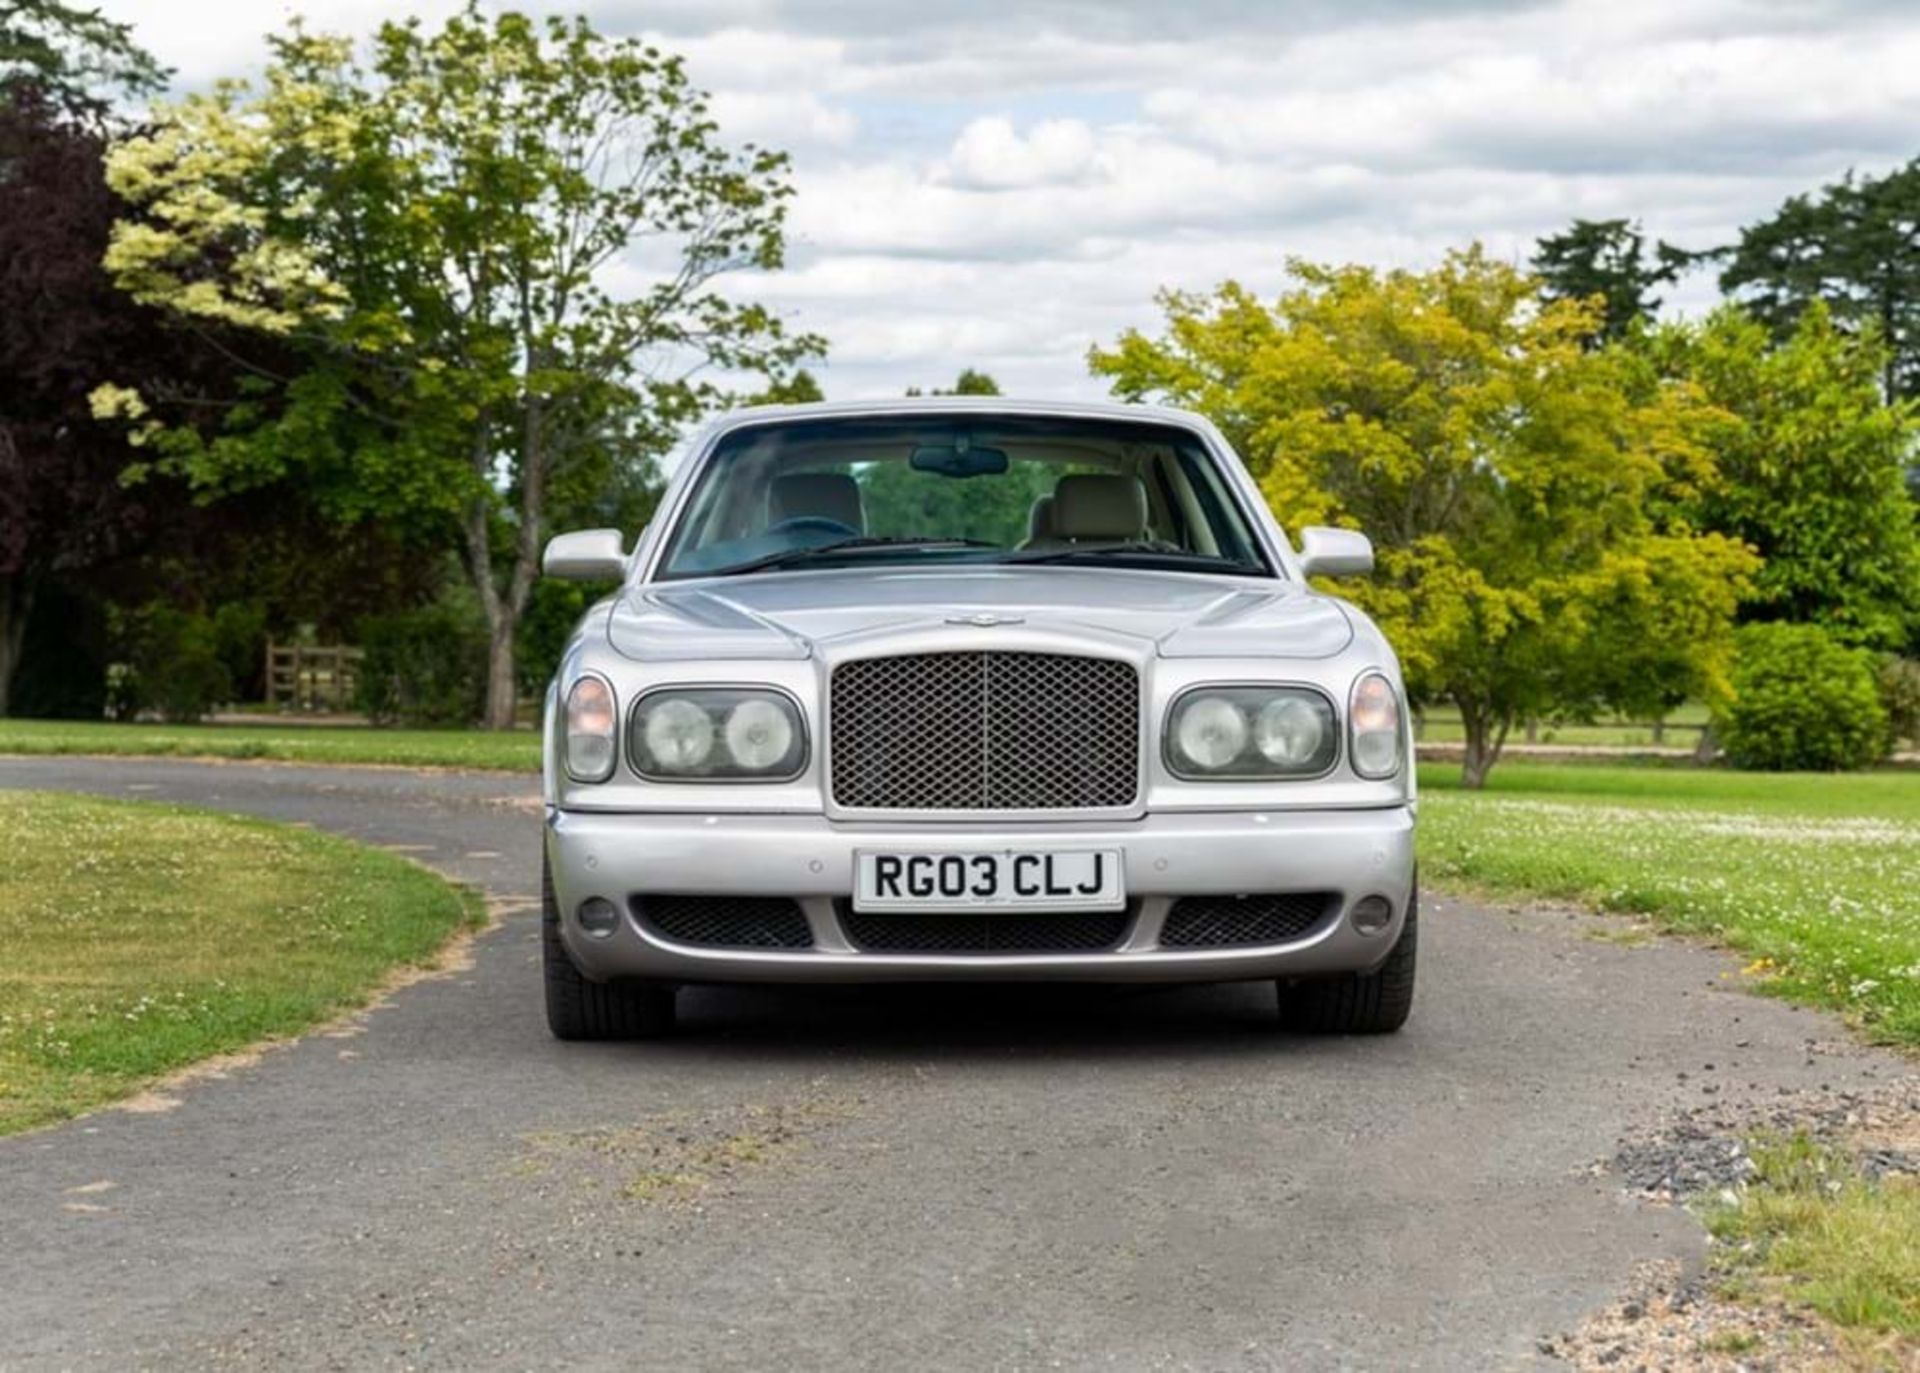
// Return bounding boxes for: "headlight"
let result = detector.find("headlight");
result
[643,697,713,771]
[631,687,806,780]
[563,675,617,782]
[1166,686,1336,778]
[1349,672,1404,779]
[723,697,796,771]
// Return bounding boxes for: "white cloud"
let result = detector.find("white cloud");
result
[709,89,858,147]
[95,0,1920,401]
[936,117,1101,190]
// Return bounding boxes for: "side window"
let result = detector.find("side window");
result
[1176,447,1261,566]
[1146,456,1195,549]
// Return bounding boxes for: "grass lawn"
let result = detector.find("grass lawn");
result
[0,791,483,1135]
[0,717,540,772]
[1423,760,1919,1357]
[1705,1134,1919,1352]
[1419,760,1920,1046]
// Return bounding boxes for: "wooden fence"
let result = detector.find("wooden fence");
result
[1410,712,1714,757]
[264,641,364,713]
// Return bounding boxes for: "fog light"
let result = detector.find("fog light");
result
[577,897,620,938]
[1350,895,1394,937]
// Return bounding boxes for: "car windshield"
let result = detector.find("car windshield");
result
[655,414,1274,580]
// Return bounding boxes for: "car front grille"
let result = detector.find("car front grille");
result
[837,902,1133,954]
[1160,893,1337,948]
[633,895,814,949]
[830,651,1139,811]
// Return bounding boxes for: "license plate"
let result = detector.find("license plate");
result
[854,849,1125,912]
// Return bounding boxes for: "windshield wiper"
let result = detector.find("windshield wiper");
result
[711,536,997,577]
[1002,542,1265,575]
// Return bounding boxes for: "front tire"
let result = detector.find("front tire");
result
[542,855,676,1041]
[1277,885,1417,1034]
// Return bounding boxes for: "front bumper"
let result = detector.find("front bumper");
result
[547,805,1415,984]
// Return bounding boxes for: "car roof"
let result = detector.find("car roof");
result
[700,395,1212,438]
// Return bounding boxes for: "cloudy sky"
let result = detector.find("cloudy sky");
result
[98,0,1920,399]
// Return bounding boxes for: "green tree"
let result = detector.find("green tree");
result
[1637,305,1919,650]
[94,6,823,728]
[745,367,824,406]
[0,0,165,116]
[1719,159,1920,401]
[0,11,238,717]
[906,367,1001,396]
[1092,247,1758,786]
[1532,218,1689,345]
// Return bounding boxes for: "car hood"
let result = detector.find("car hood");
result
[606,567,1353,662]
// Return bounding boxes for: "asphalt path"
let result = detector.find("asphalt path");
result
[0,756,1903,1370]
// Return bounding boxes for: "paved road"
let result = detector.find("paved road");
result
[0,757,1903,1370]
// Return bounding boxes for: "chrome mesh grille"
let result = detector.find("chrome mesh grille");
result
[1160,893,1336,948]
[633,895,813,949]
[837,902,1132,953]
[830,652,1139,811]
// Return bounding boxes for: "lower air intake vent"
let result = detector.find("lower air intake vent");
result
[838,903,1131,954]
[1161,893,1336,948]
[634,895,813,949]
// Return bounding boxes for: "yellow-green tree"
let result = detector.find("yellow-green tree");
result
[92,6,822,727]
[1092,247,1757,785]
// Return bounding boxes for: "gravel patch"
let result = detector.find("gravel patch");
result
[1609,1077,1920,1200]
[1548,1076,1920,1369]
[1540,1259,1852,1371]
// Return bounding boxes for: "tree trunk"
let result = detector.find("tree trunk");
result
[460,490,519,731]
[486,338,552,734]
[1458,701,1512,790]
[463,352,552,732]
[0,575,31,719]
[483,618,517,731]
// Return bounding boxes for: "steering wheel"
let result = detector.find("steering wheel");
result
[766,515,859,540]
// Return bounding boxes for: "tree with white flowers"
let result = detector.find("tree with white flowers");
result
[95,6,823,727]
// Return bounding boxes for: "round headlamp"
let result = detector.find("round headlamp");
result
[1253,695,1327,768]
[724,698,795,771]
[642,697,714,772]
[1173,695,1249,772]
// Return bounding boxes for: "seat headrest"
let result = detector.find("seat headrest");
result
[1027,495,1056,541]
[1053,474,1147,542]
[769,472,864,532]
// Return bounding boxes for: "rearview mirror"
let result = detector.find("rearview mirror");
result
[1297,526,1374,578]
[909,439,1009,478]
[543,528,627,581]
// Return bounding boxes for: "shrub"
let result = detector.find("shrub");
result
[1716,623,1888,771]
[211,601,269,700]
[114,604,233,723]
[1876,655,1920,750]
[356,591,489,727]
[516,579,594,699]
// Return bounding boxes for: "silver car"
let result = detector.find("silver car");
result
[540,398,1416,1039]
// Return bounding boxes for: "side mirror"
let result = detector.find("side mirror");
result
[1297,526,1374,578]
[542,528,627,581]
